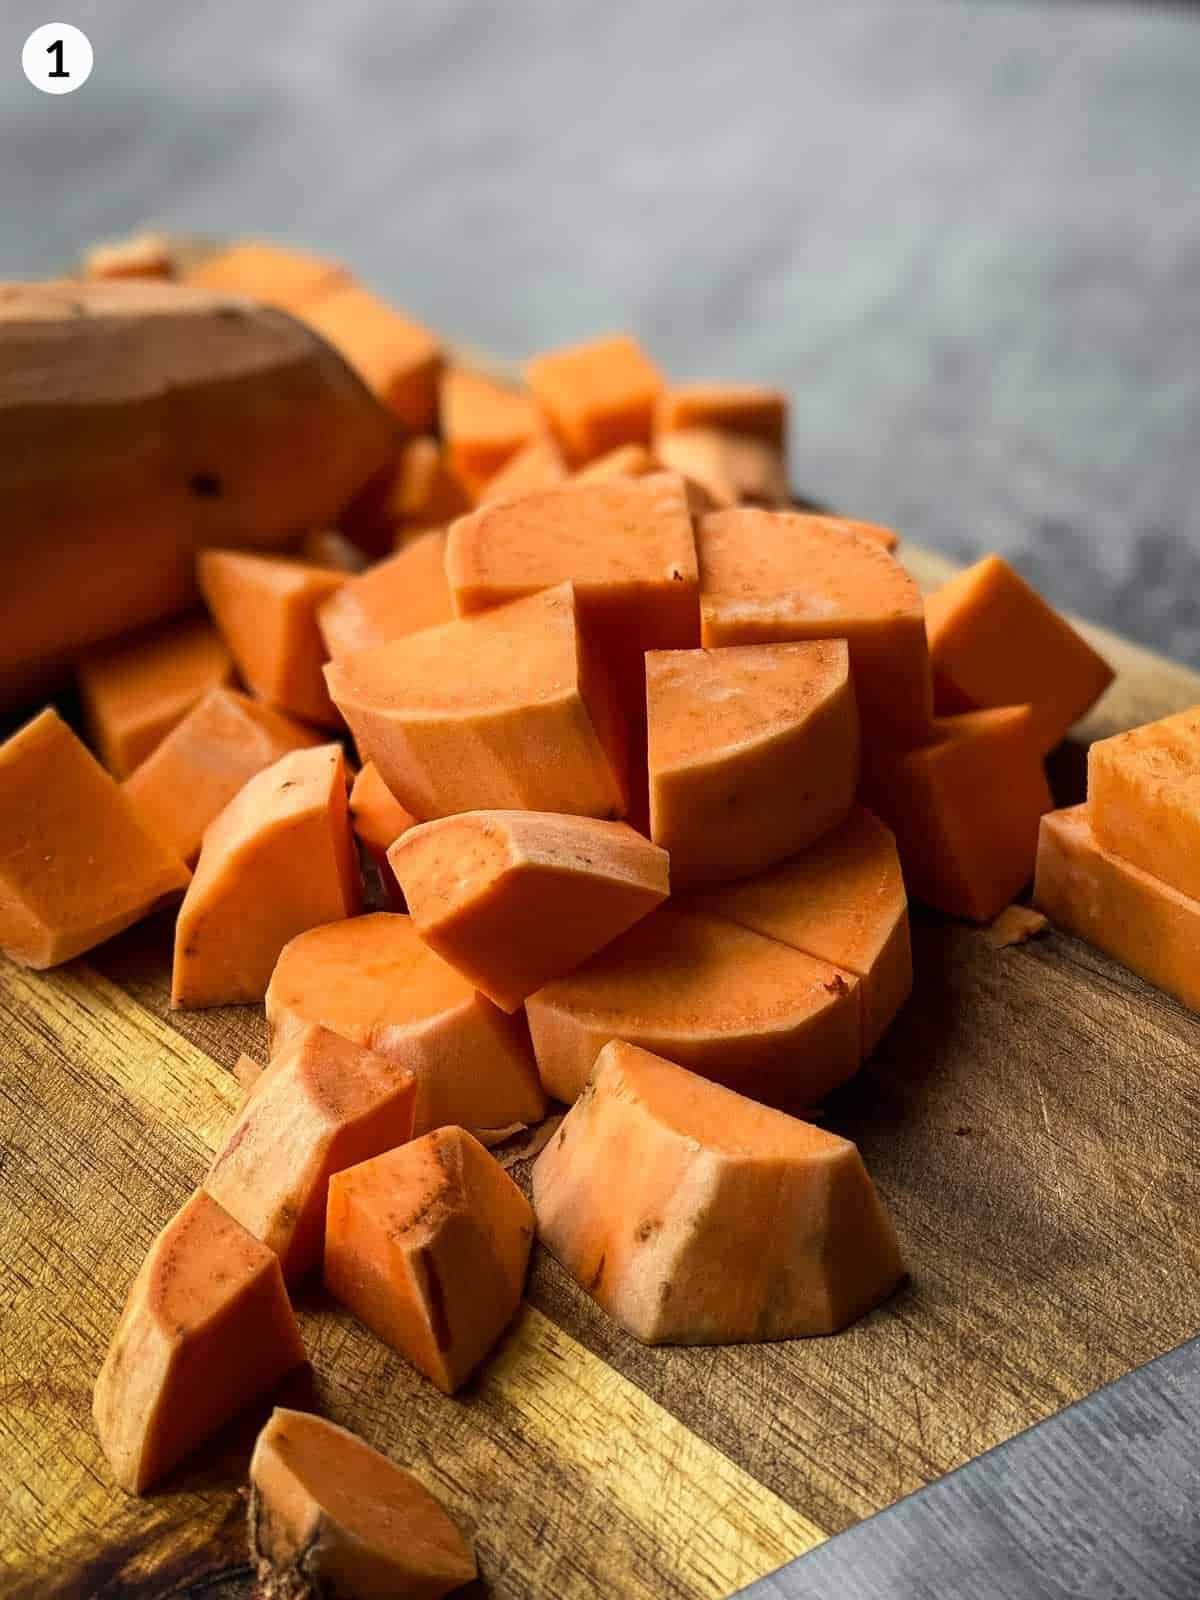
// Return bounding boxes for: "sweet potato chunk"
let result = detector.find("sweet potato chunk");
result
[571,443,658,482]
[325,1126,533,1393]
[297,528,369,573]
[184,241,349,313]
[205,1023,416,1281]
[1087,708,1200,901]
[316,531,454,661]
[249,1409,476,1599]
[655,427,788,509]
[527,333,664,463]
[0,709,189,968]
[389,811,669,1011]
[440,369,541,497]
[124,687,322,865]
[656,383,787,447]
[526,905,861,1108]
[302,285,441,432]
[533,1041,904,1343]
[84,231,174,281]
[172,744,361,1007]
[387,437,472,532]
[350,762,415,906]
[266,913,545,1135]
[647,640,859,884]
[93,1190,306,1494]
[480,434,569,503]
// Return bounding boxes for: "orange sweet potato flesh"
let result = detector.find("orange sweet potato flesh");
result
[389,810,669,1011]
[532,1040,904,1343]
[1087,707,1200,901]
[698,509,932,745]
[0,709,189,968]
[317,531,455,661]
[301,285,442,432]
[572,443,658,482]
[249,1408,476,1599]
[297,528,369,573]
[480,435,569,504]
[647,640,859,884]
[184,241,350,313]
[526,905,861,1108]
[350,762,415,907]
[266,913,546,1135]
[655,427,789,509]
[123,687,322,865]
[93,1189,307,1494]
[172,744,361,1007]
[205,1023,416,1282]
[526,333,664,464]
[84,232,173,282]
[325,1126,534,1393]
[656,383,787,447]
[925,554,1113,752]
[440,369,541,497]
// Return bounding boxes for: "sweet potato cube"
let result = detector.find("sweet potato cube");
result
[389,811,669,1011]
[527,333,664,463]
[93,1190,307,1494]
[926,554,1114,751]
[1088,708,1200,901]
[266,913,546,1135]
[184,241,349,313]
[571,443,658,483]
[655,383,787,448]
[325,583,627,822]
[172,744,361,1007]
[480,434,569,503]
[325,1126,534,1393]
[533,1041,904,1343]
[655,427,788,509]
[0,709,189,968]
[249,1409,476,1599]
[526,905,861,1108]
[647,640,859,884]
[302,285,441,431]
[440,369,541,497]
[316,530,454,661]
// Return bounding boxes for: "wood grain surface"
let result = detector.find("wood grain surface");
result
[3,542,1200,1599]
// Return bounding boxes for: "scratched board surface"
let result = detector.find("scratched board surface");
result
[3,544,1200,1599]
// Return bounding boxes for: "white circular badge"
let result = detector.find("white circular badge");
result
[23,23,93,94]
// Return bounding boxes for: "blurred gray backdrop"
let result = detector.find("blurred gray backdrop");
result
[4,0,1200,658]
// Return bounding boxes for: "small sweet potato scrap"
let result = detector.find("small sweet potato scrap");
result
[84,231,174,281]
[317,530,455,661]
[571,442,658,482]
[527,333,664,463]
[234,1053,266,1097]
[984,904,1048,949]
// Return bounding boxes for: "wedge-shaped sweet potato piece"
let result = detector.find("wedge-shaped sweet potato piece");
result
[698,509,932,746]
[526,905,861,1108]
[93,1190,307,1494]
[0,709,189,969]
[326,583,627,821]
[527,333,664,464]
[317,531,454,661]
[124,687,322,865]
[184,240,349,312]
[205,1023,416,1281]
[249,1408,476,1599]
[389,811,669,1012]
[647,640,859,884]
[172,744,360,1007]
[692,806,912,1055]
[655,427,788,509]
[302,286,442,432]
[572,442,658,482]
[440,369,541,497]
[326,1126,534,1393]
[656,383,787,447]
[266,913,545,1134]
[480,434,569,503]
[1087,707,1200,901]
[534,1041,904,1343]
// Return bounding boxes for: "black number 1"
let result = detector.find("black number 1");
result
[46,39,68,78]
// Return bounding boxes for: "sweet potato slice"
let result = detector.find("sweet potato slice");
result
[389,811,670,1011]
[571,443,658,482]
[172,744,361,1007]
[302,285,441,432]
[526,905,861,1108]
[249,1408,476,1599]
[184,241,349,312]
[440,369,541,497]
[655,427,788,509]
[1087,707,1200,901]
[205,1023,416,1281]
[480,434,569,503]
[93,1190,307,1494]
[316,531,454,661]
[0,709,189,968]
[123,687,322,865]
[266,913,546,1134]
[533,1041,904,1343]
[526,333,664,463]
[656,383,787,447]
[325,583,627,821]
[647,640,859,884]
[325,1126,534,1393]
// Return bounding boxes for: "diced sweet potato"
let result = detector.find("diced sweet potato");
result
[655,427,788,509]
[480,435,569,503]
[350,762,415,906]
[571,443,658,482]
[1087,708,1200,901]
[93,1190,307,1494]
[297,528,369,573]
[184,241,349,313]
[655,383,787,448]
[533,1041,904,1343]
[205,1023,416,1281]
[123,687,322,865]
[984,904,1048,949]
[526,905,861,1108]
[84,231,174,281]
[440,369,541,497]
[325,583,627,821]
[172,744,361,1007]
[325,1126,533,1393]
[249,1409,476,1599]
[389,811,669,1011]
[691,806,912,1055]
[527,333,664,464]
[836,517,900,553]
[374,437,471,537]
[925,554,1114,751]
[266,913,546,1134]
[302,286,441,432]
[316,531,454,661]
[647,640,859,884]
[0,709,189,968]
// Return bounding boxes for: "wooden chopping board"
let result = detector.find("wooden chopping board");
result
[2,542,1199,1600]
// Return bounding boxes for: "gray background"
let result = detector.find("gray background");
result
[4,1,1199,659]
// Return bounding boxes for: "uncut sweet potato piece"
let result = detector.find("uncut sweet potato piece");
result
[316,531,454,661]
[440,369,541,498]
[249,1409,476,1599]
[655,427,789,509]
[534,1041,904,1343]
[172,744,360,1007]
[184,240,349,313]
[123,687,322,865]
[325,1127,534,1393]
[572,443,658,482]
[1087,708,1200,901]
[266,913,545,1134]
[480,434,569,503]
[302,285,441,432]
[0,709,189,968]
[93,1190,306,1494]
[526,905,861,1108]
[655,383,787,448]
[389,811,669,1011]
[647,640,859,884]
[325,584,627,822]
[527,334,664,463]
[205,1023,416,1282]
